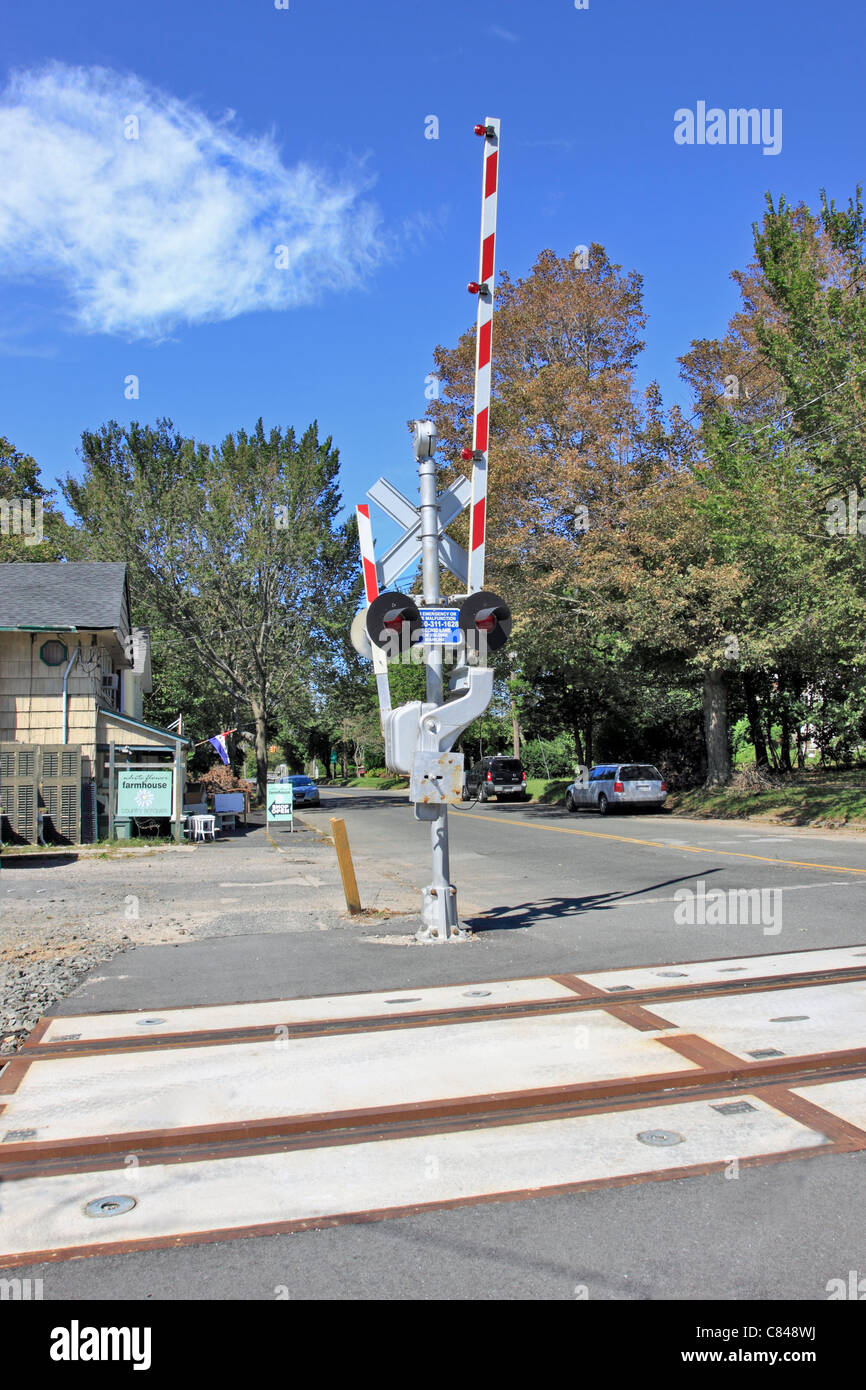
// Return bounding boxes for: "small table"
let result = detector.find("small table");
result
[187,814,217,842]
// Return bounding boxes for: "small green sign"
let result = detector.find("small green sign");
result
[116,769,174,817]
[266,782,294,822]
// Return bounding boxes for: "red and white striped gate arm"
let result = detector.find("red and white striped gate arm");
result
[355,503,391,713]
[356,503,381,603]
[467,116,500,594]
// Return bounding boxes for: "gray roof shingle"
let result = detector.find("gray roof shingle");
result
[0,562,130,630]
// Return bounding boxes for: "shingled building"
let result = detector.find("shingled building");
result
[0,562,188,842]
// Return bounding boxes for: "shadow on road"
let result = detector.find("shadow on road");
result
[313,793,411,812]
[0,853,78,869]
[464,869,723,932]
[466,800,671,820]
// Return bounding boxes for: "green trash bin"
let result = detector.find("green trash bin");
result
[114,817,132,840]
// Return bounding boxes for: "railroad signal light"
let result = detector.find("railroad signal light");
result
[467,281,490,296]
[458,589,512,655]
[460,447,475,461]
[474,123,496,138]
[365,590,423,656]
[412,419,437,460]
[350,608,373,659]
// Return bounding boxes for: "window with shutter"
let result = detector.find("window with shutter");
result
[39,744,81,844]
[0,743,39,843]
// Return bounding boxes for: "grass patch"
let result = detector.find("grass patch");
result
[1,834,181,857]
[670,767,866,827]
[342,775,409,790]
[525,778,571,804]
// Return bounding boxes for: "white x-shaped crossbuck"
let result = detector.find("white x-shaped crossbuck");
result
[367,475,471,590]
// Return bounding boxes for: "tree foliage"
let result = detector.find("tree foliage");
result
[63,418,359,798]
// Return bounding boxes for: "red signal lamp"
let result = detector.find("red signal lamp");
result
[474,124,495,137]
[467,281,489,295]
[365,590,423,654]
[458,590,512,654]
[460,447,475,461]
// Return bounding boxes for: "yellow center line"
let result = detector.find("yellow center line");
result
[449,810,866,876]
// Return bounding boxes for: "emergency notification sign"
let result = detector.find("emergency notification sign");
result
[419,607,461,646]
[266,782,294,823]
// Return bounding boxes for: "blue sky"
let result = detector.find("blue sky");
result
[1,0,863,553]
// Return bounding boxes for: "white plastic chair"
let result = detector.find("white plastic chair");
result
[189,814,216,842]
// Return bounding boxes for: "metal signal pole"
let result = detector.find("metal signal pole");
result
[414,422,464,941]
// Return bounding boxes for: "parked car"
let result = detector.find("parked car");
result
[565,763,667,815]
[287,774,320,807]
[463,755,527,802]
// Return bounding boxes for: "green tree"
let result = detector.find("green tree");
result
[63,417,359,800]
[0,436,73,561]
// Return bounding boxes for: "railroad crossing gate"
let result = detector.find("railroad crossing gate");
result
[4,944,866,1266]
[351,121,506,941]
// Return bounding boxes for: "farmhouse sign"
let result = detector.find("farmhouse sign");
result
[116,770,174,818]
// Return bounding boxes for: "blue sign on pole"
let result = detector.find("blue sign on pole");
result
[419,607,461,646]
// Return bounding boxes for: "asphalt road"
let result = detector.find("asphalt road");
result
[307,787,866,970]
[6,790,866,1300]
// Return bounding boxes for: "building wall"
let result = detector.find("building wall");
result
[96,711,176,753]
[0,633,111,778]
[1,630,174,795]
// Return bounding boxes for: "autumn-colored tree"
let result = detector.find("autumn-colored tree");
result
[427,246,664,761]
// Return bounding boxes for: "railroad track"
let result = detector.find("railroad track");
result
[3,943,866,1267]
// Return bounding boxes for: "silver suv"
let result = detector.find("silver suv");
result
[565,763,667,816]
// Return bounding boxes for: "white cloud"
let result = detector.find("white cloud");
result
[488,26,519,43]
[0,63,386,338]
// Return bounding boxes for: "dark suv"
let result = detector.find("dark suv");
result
[463,755,527,802]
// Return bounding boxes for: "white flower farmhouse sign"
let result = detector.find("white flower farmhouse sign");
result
[116,770,174,818]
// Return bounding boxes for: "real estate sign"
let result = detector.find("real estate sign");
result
[116,769,174,817]
[266,782,294,823]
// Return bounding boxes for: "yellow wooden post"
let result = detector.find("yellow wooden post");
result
[330,816,362,915]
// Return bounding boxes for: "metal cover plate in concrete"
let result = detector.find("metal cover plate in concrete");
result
[656,981,866,1062]
[0,1011,701,1149]
[33,976,582,1047]
[0,1093,828,1266]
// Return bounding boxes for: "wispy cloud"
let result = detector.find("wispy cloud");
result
[488,26,519,43]
[0,63,386,339]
